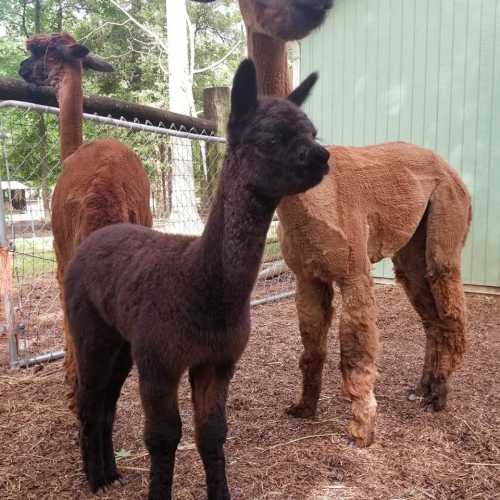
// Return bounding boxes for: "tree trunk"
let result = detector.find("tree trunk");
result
[56,0,63,31]
[129,0,144,91]
[165,0,204,235]
[0,78,216,133]
[34,0,42,33]
[33,0,50,222]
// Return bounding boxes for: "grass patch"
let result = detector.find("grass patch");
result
[264,239,281,261]
[11,237,56,278]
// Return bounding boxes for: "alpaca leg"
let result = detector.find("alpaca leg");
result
[190,363,234,500]
[71,299,124,492]
[63,310,79,413]
[393,222,442,404]
[424,260,466,410]
[395,232,466,411]
[57,269,78,414]
[138,364,181,500]
[102,341,133,483]
[393,259,439,400]
[420,182,469,410]
[287,276,333,418]
[339,274,378,447]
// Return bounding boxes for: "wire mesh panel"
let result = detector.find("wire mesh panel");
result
[0,101,295,367]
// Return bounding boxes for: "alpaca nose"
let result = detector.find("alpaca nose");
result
[309,145,330,176]
[19,59,32,79]
[310,144,330,165]
[317,146,330,164]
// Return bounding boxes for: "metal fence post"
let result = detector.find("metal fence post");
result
[0,130,19,367]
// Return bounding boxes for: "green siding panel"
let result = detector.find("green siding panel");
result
[301,0,500,287]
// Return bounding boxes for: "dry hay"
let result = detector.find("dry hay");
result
[0,285,499,499]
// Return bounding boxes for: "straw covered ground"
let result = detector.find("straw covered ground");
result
[1,285,499,499]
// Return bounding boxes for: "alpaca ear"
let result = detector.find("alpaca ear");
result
[230,59,258,121]
[287,72,319,107]
[83,55,114,73]
[57,43,90,61]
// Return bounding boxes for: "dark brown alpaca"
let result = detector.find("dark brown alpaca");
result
[18,33,152,413]
[64,60,330,499]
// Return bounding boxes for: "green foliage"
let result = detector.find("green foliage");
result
[0,37,25,78]
[0,108,62,188]
[0,0,242,188]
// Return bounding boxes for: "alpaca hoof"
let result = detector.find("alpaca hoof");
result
[89,470,122,494]
[414,382,431,398]
[422,395,447,412]
[104,469,123,489]
[286,403,316,419]
[348,420,375,448]
[419,379,447,412]
[347,432,374,448]
[89,478,107,495]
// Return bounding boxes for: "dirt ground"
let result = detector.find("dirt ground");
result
[1,285,499,500]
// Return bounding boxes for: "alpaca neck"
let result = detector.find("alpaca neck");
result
[197,156,277,312]
[248,30,291,96]
[56,64,83,160]
[247,30,315,231]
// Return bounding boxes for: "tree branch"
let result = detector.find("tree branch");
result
[109,0,167,53]
[193,41,242,74]
[78,20,132,43]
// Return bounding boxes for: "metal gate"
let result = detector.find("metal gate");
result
[0,101,294,368]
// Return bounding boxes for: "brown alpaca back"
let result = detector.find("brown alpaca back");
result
[279,141,470,280]
[52,138,152,269]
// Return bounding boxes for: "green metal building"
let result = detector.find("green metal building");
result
[300,0,500,290]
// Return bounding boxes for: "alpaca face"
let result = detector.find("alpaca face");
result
[19,33,113,89]
[229,60,330,199]
[239,0,333,41]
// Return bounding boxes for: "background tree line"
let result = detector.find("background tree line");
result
[0,0,243,222]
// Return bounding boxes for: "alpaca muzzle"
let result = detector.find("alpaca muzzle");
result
[19,58,34,81]
[310,144,330,174]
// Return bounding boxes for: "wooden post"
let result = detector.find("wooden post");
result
[202,86,230,210]
[0,134,17,366]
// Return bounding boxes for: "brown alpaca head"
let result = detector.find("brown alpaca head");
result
[193,0,332,41]
[19,33,113,90]
[228,59,329,198]
[239,0,333,41]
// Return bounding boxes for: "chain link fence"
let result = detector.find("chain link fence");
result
[0,100,294,368]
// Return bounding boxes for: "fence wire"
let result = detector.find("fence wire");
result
[0,101,294,367]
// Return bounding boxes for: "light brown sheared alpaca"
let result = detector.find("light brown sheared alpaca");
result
[227,0,471,447]
[19,33,152,412]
